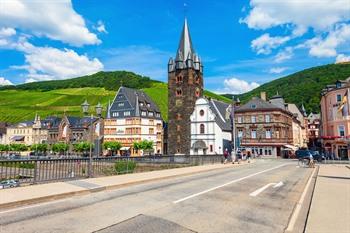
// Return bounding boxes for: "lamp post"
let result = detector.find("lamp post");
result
[95,102,103,157]
[81,100,93,177]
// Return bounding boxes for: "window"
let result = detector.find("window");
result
[195,90,200,97]
[177,135,181,143]
[156,113,160,117]
[177,125,181,131]
[200,124,205,134]
[124,111,130,116]
[139,102,144,106]
[238,129,243,138]
[149,112,154,117]
[147,103,151,107]
[266,129,271,139]
[141,111,147,116]
[176,76,183,83]
[200,109,204,116]
[195,76,200,84]
[176,113,182,120]
[338,125,345,137]
[149,128,154,134]
[251,104,257,109]
[265,115,270,123]
[337,94,342,102]
[210,145,213,152]
[251,130,257,139]
[251,116,256,123]
[118,103,124,107]
[176,89,182,96]
[238,116,242,123]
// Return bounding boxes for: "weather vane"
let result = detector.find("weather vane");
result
[184,2,187,17]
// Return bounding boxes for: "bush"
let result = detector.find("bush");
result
[114,160,136,174]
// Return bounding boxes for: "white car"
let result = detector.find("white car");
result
[0,179,20,189]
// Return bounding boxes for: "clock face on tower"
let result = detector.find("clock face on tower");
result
[167,18,203,155]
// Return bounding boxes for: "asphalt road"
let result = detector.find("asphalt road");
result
[0,160,313,233]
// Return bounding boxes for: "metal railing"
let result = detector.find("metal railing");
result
[0,154,224,185]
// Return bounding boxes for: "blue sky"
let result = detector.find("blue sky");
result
[0,0,349,94]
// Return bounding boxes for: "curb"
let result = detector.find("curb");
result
[1,161,254,210]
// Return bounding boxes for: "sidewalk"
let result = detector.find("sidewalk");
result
[305,164,350,233]
[0,161,251,209]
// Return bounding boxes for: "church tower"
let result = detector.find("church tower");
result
[168,18,203,155]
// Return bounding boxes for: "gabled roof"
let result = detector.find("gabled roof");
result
[208,99,232,131]
[236,97,281,112]
[108,86,162,120]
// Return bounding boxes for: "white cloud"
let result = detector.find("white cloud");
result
[95,21,108,34]
[103,46,171,80]
[251,33,290,54]
[274,47,294,63]
[0,27,16,37]
[241,0,350,32]
[269,67,288,74]
[335,54,350,63]
[220,78,260,94]
[242,0,350,58]
[0,0,100,46]
[0,77,13,86]
[307,24,350,58]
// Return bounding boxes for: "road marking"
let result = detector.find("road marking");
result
[286,167,317,232]
[0,198,66,214]
[173,163,288,204]
[249,181,284,197]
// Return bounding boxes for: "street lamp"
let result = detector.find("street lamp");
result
[95,102,103,117]
[81,100,90,115]
[95,102,103,157]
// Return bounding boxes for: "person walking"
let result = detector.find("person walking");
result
[231,150,236,164]
[223,149,229,164]
[247,151,251,163]
[309,152,315,168]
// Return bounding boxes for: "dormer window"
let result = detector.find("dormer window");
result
[156,113,160,117]
[336,81,342,88]
[149,112,154,117]
[124,111,130,116]
[146,103,151,107]
[118,103,124,107]
[251,104,257,109]
[139,102,144,106]
[141,111,147,116]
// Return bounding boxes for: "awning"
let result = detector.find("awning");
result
[120,147,130,151]
[283,144,298,151]
[11,136,25,141]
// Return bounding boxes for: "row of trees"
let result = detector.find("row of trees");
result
[0,139,154,156]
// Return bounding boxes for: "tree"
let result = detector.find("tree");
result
[0,144,10,155]
[133,140,154,156]
[30,143,48,154]
[103,141,121,156]
[52,143,69,155]
[73,141,93,156]
[9,143,28,153]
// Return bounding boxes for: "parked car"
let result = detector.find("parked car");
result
[295,150,324,162]
[0,179,20,189]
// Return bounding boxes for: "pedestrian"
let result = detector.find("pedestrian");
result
[237,150,242,164]
[309,152,315,168]
[231,150,236,164]
[247,151,251,163]
[223,149,229,164]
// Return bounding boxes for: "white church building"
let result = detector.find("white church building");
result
[190,98,232,155]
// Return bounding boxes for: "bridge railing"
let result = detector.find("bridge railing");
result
[0,154,224,185]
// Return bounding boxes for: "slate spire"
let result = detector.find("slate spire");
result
[175,18,195,62]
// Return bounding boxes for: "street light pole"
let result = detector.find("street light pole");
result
[89,114,93,178]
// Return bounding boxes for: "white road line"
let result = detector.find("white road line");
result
[249,181,284,197]
[249,183,275,197]
[0,198,66,214]
[173,163,288,204]
[286,167,317,232]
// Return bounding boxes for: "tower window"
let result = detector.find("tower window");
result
[195,90,200,97]
[200,124,205,134]
[195,76,200,84]
[200,110,204,116]
[176,76,183,83]
[177,135,181,143]
[177,125,181,131]
[176,89,182,96]
[176,113,182,120]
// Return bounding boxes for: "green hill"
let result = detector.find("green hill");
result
[0,72,231,123]
[222,63,350,113]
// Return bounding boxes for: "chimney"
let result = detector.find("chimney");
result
[260,92,267,101]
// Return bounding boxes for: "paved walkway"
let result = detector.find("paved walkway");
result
[0,161,252,209]
[305,164,350,233]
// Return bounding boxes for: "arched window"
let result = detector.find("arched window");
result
[199,110,204,116]
[176,89,182,96]
[195,76,200,84]
[200,124,205,134]
[176,76,183,83]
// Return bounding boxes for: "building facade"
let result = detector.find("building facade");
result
[6,115,57,145]
[320,78,350,159]
[190,98,232,155]
[167,19,203,155]
[235,94,294,157]
[104,86,163,156]
[307,112,321,149]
